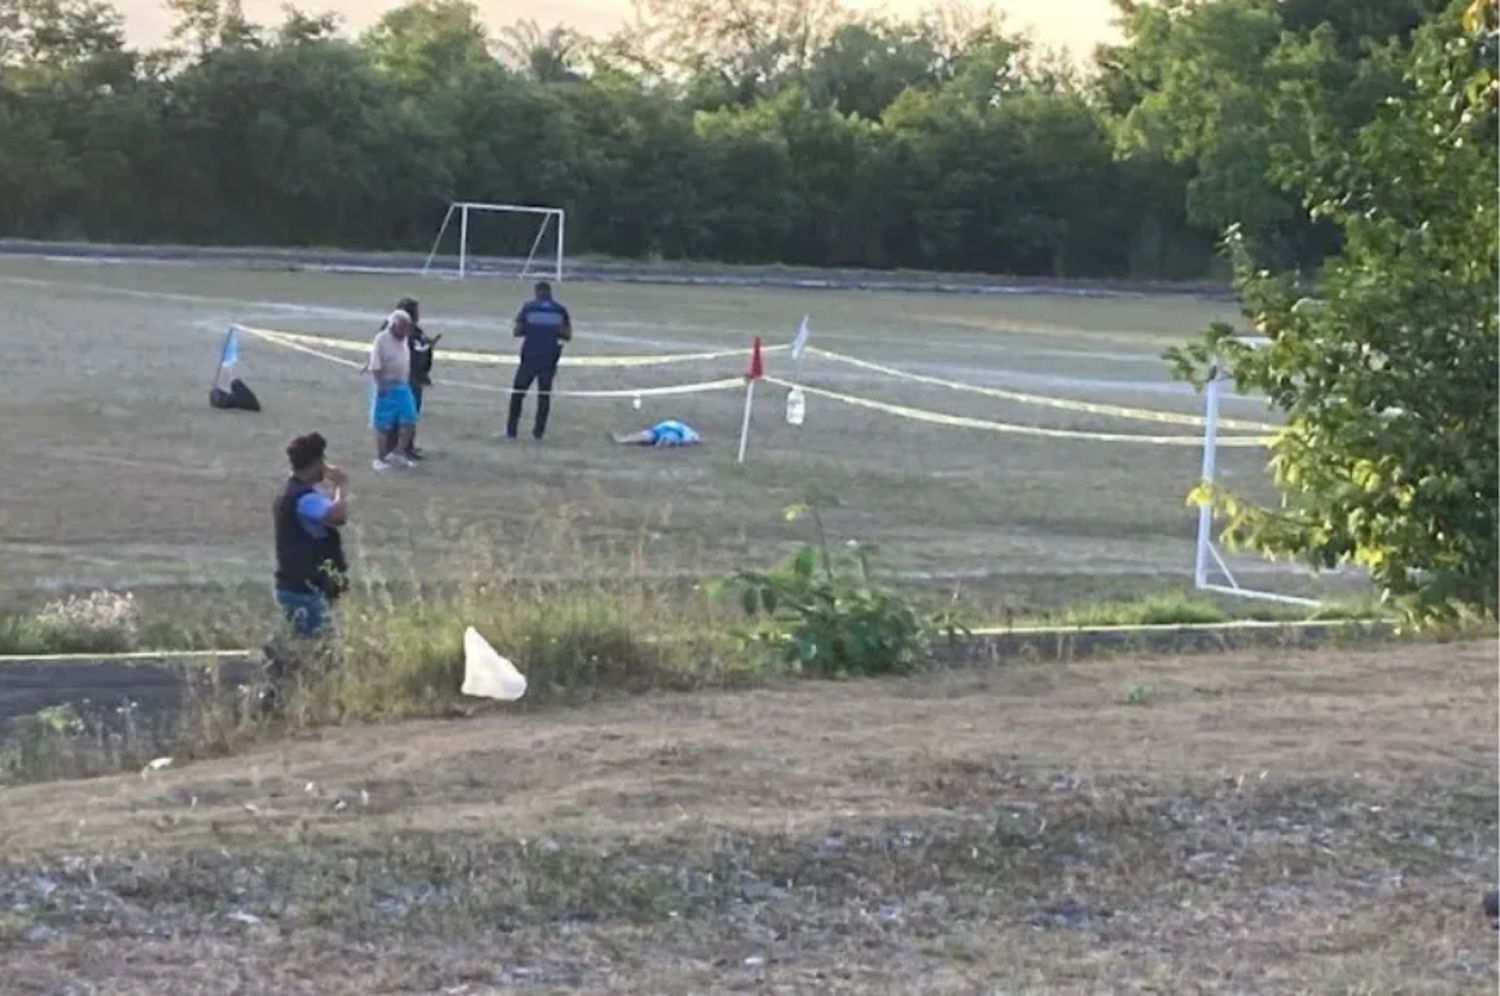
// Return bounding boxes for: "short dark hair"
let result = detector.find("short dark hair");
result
[534,281,552,298]
[397,296,420,322]
[286,432,327,473]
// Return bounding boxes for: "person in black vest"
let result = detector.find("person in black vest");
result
[272,432,350,637]
[383,297,440,461]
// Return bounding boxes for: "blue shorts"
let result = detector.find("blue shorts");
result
[371,382,418,431]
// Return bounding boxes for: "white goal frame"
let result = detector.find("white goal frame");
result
[1193,336,1322,608]
[420,201,565,281]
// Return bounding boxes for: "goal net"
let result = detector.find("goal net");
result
[421,201,565,281]
[1192,336,1321,608]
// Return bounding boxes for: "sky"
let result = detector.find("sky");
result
[113,0,1124,60]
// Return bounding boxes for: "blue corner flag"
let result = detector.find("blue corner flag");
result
[790,315,810,362]
[218,327,240,370]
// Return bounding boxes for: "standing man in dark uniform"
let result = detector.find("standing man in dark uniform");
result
[506,280,571,441]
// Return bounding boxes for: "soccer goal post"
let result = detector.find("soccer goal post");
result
[421,201,565,281]
[1191,336,1322,609]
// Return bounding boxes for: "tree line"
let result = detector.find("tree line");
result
[0,0,1456,278]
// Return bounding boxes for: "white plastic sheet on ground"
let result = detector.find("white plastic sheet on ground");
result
[461,626,527,701]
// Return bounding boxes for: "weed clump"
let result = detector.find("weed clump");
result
[713,503,966,677]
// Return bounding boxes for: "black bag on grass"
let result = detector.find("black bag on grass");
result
[210,377,262,412]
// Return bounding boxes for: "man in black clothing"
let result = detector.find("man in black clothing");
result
[506,281,572,441]
[263,432,350,713]
[384,296,441,460]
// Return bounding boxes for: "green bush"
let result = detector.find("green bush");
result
[716,528,965,678]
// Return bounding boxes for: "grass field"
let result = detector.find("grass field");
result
[0,254,1358,627]
[0,640,1494,993]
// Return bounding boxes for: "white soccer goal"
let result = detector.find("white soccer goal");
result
[421,201,565,281]
[1192,337,1322,608]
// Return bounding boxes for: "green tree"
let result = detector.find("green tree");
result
[276,5,341,46]
[803,19,941,119]
[168,38,437,245]
[1099,0,1450,270]
[551,78,705,258]
[627,0,845,105]
[1108,0,1297,256]
[360,0,491,94]
[495,19,585,83]
[0,0,1217,278]
[1168,0,1498,625]
[163,0,259,57]
[0,0,127,75]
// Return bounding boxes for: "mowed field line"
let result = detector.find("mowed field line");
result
[3,272,725,352]
[9,262,1278,416]
[240,322,1269,435]
[0,268,1209,364]
[5,260,1251,412]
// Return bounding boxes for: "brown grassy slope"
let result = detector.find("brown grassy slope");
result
[1,641,1496,994]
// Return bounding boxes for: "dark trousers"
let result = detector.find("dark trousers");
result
[507,356,557,439]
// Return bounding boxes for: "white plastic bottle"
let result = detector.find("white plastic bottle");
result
[785,386,806,426]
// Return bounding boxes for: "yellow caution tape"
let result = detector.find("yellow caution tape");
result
[766,377,1273,447]
[235,324,787,369]
[241,325,1271,443]
[805,347,1278,433]
[244,326,747,400]
[247,327,364,369]
[437,371,747,399]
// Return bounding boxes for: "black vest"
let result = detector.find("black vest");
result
[273,477,348,600]
[409,324,435,384]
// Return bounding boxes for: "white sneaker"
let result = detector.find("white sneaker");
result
[372,458,392,472]
[387,452,416,469]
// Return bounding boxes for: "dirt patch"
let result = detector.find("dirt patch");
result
[0,641,1494,993]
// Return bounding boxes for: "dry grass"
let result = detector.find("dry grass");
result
[0,640,1494,993]
[0,529,752,782]
[0,254,1363,622]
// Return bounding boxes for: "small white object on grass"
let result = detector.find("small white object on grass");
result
[461,626,528,701]
[141,756,173,779]
[632,395,642,410]
[785,387,806,426]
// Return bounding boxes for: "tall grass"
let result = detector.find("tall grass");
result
[0,516,747,782]
[1035,591,1393,629]
[0,503,1418,786]
[0,590,244,656]
[272,517,744,726]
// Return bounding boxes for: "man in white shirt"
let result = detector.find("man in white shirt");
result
[368,309,419,471]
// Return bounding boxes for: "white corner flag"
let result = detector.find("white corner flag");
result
[461,626,528,701]
[790,316,811,363]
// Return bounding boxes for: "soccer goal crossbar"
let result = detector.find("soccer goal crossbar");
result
[1192,337,1322,609]
[421,201,565,281]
